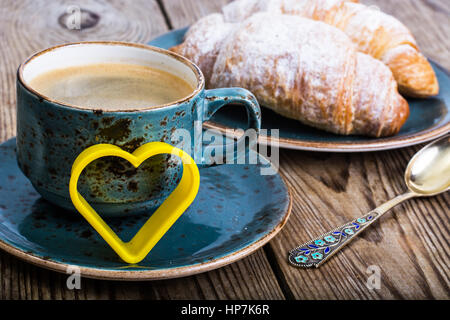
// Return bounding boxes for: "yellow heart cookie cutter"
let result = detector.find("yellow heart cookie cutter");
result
[69,142,200,264]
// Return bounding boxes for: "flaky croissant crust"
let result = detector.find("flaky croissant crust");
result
[172,13,409,137]
[222,0,439,97]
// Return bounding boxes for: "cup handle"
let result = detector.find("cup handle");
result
[201,88,261,165]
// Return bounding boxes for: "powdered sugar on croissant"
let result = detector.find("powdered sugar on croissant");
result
[171,14,235,84]
[222,0,439,98]
[172,12,408,137]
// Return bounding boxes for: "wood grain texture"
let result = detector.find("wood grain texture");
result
[275,147,449,299]
[363,0,450,70]
[0,249,284,299]
[0,0,284,300]
[161,0,450,299]
[273,0,450,298]
[0,0,448,300]
[0,0,167,142]
[159,0,233,29]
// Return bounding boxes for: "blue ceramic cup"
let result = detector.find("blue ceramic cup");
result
[16,42,261,216]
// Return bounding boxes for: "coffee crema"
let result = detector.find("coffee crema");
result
[28,63,195,110]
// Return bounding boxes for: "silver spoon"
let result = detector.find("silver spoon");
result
[289,134,450,268]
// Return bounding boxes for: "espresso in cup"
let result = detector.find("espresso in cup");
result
[29,63,194,110]
[16,42,261,217]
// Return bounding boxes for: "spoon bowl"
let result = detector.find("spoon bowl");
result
[405,135,450,196]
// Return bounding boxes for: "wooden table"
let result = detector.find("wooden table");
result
[0,0,448,300]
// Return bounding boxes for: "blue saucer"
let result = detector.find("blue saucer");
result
[0,138,291,280]
[149,28,450,152]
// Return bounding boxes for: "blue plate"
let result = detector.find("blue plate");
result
[149,28,450,152]
[0,138,291,280]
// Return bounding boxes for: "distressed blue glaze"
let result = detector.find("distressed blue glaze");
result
[150,28,450,150]
[0,138,289,275]
[16,50,261,216]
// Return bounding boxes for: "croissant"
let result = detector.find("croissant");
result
[222,0,439,98]
[172,13,409,137]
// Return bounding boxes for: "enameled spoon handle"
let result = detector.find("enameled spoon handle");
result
[288,192,416,268]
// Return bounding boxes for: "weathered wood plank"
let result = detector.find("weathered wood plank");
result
[0,0,284,300]
[363,0,450,69]
[266,0,450,299]
[275,146,449,299]
[0,0,448,300]
[161,0,450,299]
[1,250,284,299]
[0,0,168,142]
[161,0,233,29]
